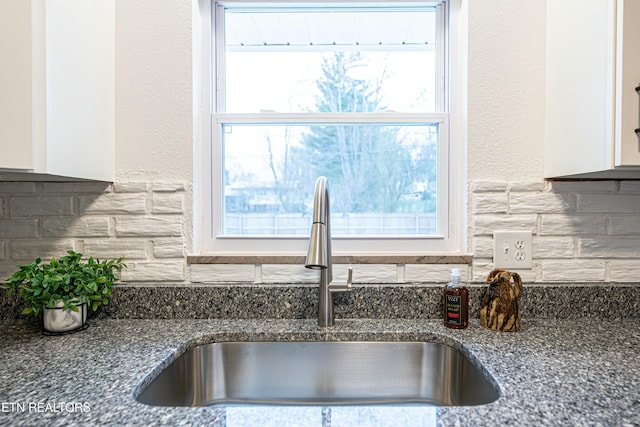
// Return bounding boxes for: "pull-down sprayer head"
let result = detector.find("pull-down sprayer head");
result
[305,223,327,270]
[305,176,329,270]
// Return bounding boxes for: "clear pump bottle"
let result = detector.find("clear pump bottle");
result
[443,268,469,329]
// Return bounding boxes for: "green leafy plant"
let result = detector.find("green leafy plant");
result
[2,251,126,316]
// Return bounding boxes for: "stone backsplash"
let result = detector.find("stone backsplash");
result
[1,180,640,284]
[1,283,638,321]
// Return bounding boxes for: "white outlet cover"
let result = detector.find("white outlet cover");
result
[493,230,533,270]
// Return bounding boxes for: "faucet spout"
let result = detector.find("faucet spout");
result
[305,176,352,327]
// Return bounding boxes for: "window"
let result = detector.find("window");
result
[199,0,464,254]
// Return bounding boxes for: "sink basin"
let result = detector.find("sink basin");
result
[135,341,499,407]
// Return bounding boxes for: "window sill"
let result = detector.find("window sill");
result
[186,254,473,265]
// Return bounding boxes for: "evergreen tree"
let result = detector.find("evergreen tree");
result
[298,51,426,214]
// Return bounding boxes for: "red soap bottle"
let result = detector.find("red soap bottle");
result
[443,268,469,329]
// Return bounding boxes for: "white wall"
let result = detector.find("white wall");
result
[467,0,546,181]
[115,0,193,182]
[111,0,548,183]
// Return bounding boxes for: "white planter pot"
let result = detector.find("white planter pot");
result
[42,299,87,333]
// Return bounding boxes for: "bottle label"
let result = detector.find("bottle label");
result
[445,295,462,325]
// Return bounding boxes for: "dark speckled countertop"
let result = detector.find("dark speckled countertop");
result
[0,318,639,426]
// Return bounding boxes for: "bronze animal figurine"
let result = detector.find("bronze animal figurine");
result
[480,269,523,332]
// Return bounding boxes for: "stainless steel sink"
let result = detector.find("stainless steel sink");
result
[135,341,500,407]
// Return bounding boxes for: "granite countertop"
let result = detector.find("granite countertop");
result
[0,318,639,427]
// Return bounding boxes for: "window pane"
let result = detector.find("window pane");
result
[222,123,439,236]
[223,6,437,113]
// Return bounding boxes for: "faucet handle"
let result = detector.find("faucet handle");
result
[329,267,353,293]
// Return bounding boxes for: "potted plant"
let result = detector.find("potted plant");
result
[2,250,126,334]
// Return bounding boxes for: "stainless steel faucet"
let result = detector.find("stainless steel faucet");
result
[305,176,353,327]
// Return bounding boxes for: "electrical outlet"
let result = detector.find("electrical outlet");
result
[493,230,533,269]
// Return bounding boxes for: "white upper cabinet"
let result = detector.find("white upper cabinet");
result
[545,0,640,179]
[0,0,115,181]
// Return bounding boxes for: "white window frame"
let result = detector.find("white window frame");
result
[196,0,466,256]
